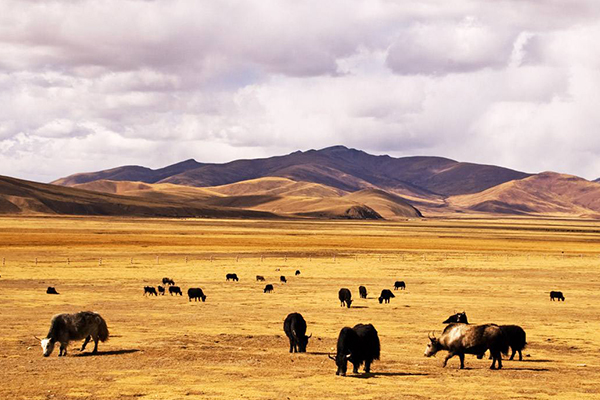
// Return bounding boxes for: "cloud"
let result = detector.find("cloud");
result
[1,0,600,182]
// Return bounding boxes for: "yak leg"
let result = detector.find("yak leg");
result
[59,342,67,357]
[352,362,360,374]
[442,352,455,367]
[364,360,371,374]
[490,351,502,369]
[458,353,465,369]
[92,336,99,354]
[509,348,516,360]
[518,350,523,361]
[80,336,91,351]
[289,338,295,353]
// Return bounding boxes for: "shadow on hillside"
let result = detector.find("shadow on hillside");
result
[74,349,140,357]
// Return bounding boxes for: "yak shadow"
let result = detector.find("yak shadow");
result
[502,367,550,372]
[348,306,368,309]
[349,372,429,379]
[519,359,553,363]
[307,351,333,356]
[74,349,140,357]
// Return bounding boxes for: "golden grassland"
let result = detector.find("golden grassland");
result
[1,216,599,399]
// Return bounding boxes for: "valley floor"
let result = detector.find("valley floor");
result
[0,216,599,399]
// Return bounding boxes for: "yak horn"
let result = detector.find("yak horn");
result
[33,336,42,342]
[346,353,352,359]
[328,353,336,361]
[307,333,312,339]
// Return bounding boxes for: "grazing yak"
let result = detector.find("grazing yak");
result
[143,286,157,296]
[36,311,109,357]
[169,286,183,296]
[256,275,265,282]
[378,289,395,304]
[264,284,274,293]
[157,286,165,295]
[162,277,175,286]
[394,281,406,290]
[444,312,527,361]
[359,286,367,299]
[329,323,380,376]
[187,288,206,302]
[550,291,565,301]
[46,287,59,295]
[226,273,239,281]
[295,270,301,276]
[280,276,287,283]
[338,288,353,308]
[283,313,311,353]
[424,324,508,369]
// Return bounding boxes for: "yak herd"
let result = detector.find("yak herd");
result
[37,269,566,376]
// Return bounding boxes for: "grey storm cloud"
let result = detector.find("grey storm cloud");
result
[1,0,600,182]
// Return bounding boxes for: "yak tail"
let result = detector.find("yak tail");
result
[98,316,110,342]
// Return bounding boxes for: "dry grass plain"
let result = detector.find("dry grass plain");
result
[1,216,599,399]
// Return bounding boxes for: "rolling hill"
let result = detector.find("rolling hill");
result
[53,146,530,198]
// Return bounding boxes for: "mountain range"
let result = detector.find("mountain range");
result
[2,146,600,219]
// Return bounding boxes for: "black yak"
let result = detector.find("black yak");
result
[550,291,565,301]
[443,311,469,324]
[143,286,157,296]
[378,289,395,304]
[424,324,508,369]
[280,276,287,283]
[359,286,367,299]
[329,323,380,375]
[157,285,165,295]
[36,311,109,357]
[169,286,182,296]
[162,277,175,286]
[338,288,352,308]
[394,281,406,290]
[46,287,59,295]
[283,313,311,353]
[256,275,265,282]
[226,273,239,281]
[187,288,206,302]
[264,284,274,293]
[295,270,301,276]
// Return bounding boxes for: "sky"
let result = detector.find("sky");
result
[1,0,600,182]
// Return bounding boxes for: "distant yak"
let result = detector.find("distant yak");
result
[226,273,239,282]
[187,288,206,302]
[46,287,59,295]
[295,270,301,276]
[143,286,157,296]
[338,288,353,308]
[283,313,311,353]
[157,286,165,295]
[359,286,367,299]
[169,286,183,296]
[264,284,274,293]
[162,277,175,286]
[394,281,406,290]
[280,276,287,283]
[443,311,469,324]
[36,311,109,357]
[378,289,395,304]
[256,275,265,282]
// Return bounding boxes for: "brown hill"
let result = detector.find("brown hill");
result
[448,172,600,217]
[0,175,275,219]
[53,146,530,198]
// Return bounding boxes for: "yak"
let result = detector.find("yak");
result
[424,323,508,369]
[264,284,274,293]
[443,312,527,361]
[162,277,175,286]
[280,276,287,283]
[443,311,469,324]
[283,313,311,353]
[187,288,206,302]
[329,323,380,376]
[378,289,395,304]
[36,311,109,357]
[256,275,265,282]
[157,285,165,295]
[338,288,353,308]
[46,287,59,295]
[143,286,157,296]
[394,281,406,290]
[295,270,301,276]
[359,286,367,299]
[226,273,239,281]
[550,291,565,301]
[169,286,183,296]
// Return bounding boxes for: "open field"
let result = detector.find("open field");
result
[1,216,600,399]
